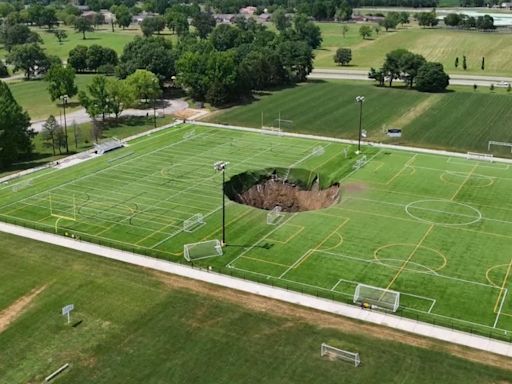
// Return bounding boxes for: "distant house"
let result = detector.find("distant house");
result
[501,2,512,8]
[240,6,257,15]
[76,5,90,12]
[213,14,237,24]
[132,12,158,24]
[258,13,271,22]
[81,11,97,22]
[100,10,114,24]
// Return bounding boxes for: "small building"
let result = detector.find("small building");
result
[213,14,237,24]
[81,11,97,23]
[240,6,257,15]
[132,11,158,24]
[258,13,272,22]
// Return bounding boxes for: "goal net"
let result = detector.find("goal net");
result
[184,239,223,262]
[466,152,493,162]
[271,118,293,131]
[261,126,283,136]
[49,193,77,221]
[321,343,360,367]
[488,141,512,154]
[183,213,205,232]
[267,206,284,225]
[353,283,400,312]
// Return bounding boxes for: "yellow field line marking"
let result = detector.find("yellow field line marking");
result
[294,219,350,270]
[240,256,290,268]
[134,220,179,245]
[494,258,512,313]
[384,224,435,291]
[450,163,478,201]
[386,154,418,185]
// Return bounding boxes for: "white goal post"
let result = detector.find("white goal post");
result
[466,152,494,162]
[488,141,512,153]
[353,283,400,312]
[261,126,283,136]
[321,343,360,367]
[267,206,284,225]
[183,213,205,232]
[184,239,223,262]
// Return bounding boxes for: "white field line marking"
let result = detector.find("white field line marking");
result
[0,130,220,212]
[288,143,333,168]
[493,288,508,328]
[330,279,343,291]
[450,163,478,201]
[278,250,313,279]
[447,156,510,170]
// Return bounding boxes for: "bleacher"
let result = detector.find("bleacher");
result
[94,138,124,155]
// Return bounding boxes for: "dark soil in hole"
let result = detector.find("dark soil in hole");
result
[225,168,340,212]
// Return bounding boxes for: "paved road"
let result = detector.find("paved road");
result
[31,99,189,132]
[309,68,512,87]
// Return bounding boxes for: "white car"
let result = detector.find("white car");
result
[495,81,510,88]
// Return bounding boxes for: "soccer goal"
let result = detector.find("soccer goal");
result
[353,283,400,312]
[261,126,283,135]
[183,213,205,232]
[267,206,284,225]
[321,343,360,367]
[271,117,294,131]
[352,155,368,170]
[11,179,33,192]
[184,239,223,262]
[488,141,512,153]
[466,152,494,162]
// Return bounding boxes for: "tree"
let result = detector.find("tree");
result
[119,36,175,82]
[39,7,58,29]
[0,81,34,169]
[341,25,349,38]
[272,8,289,32]
[481,57,485,70]
[382,48,408,87]
[46,65,78,101]
[455,57,459,68]
[476,15,495,30]
[79,75,111,121]
[6,44,50,79]
[508,84,511,93]
[417,12,438,28]
[115,5,132,29]
[1,24,42,52]
[53,29,67,44]
[141,16,166,37]
[462,55,467,70]
[106,78,135,120]
[490,83,495,92]
[86,45,118,72]
[93,13,105,27]
[399,12,410,27]
[166,10,189,36]
[293,13,323,49]
[334,48,352,66]
[368,67,385,86]
[444,13,461,27]
[374,25,381,36]
[68,45,89,72]
[75,17,94,40]
[399,52,427,88]
[359,25,372,40]
[210,24,240,51]
[415,62,449,92]
[336,1,352,21]
[192,12,216,39]
[42,115,60,155]
[126,69,161,102]
[278,40,313,82]
[0,62,9,78]
[381,12,399,31]
[473,83,477,91]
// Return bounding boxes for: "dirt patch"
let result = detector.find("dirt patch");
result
[152,272,512,371]
[0,285,47,334]
[226,169,340,212]
[175,108,204,120]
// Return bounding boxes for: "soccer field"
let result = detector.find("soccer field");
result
[1,123,512,339]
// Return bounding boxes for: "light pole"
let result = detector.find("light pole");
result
[355,96,365,154]
[60,95,69,153]
[214,161,229,246]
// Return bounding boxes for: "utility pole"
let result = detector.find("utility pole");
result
[355,96,365,154]
[213,161,229,246]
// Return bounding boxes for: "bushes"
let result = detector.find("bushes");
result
[68,45,118,73]
[0,62,9,78]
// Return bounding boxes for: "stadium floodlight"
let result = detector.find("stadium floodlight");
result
[214,161,229,246]
[355,96,365,154]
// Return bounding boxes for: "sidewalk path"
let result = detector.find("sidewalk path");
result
[0,220,509,358]
[30,99,188,132]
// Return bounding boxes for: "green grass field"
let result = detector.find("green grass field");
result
[1,123,512,341]
[2,231,511,383]
[7,74,95,120]
[315,23,512,76]
[208,80,512,155]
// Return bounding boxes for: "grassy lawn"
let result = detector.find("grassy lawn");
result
[1,124,512,340]
[315,23,512,76]
[207,80,512,154]
[7,74,95,121]
[1,231,511,383]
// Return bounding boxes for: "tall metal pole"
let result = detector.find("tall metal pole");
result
[358,100,362,152]
[61,95,69,153]
[222,169,226,245]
